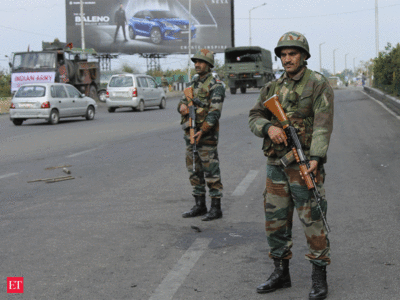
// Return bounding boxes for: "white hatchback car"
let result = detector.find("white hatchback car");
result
[10,83,98,126]
[106,74,166,112]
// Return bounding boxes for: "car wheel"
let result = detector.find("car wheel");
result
[98,90,107,102]
[12,119,23,126]
[108,107,116,113]
[89,85,98,101]
[240,87,247,94]
[48,109,59,125]
[129,26,136,40]
[86,105,95,120]
[159,98,166,109]
[150,28,162,44]
[138,100,145,112]
[230,88,237,94]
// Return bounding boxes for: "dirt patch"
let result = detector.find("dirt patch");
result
[0,97,11,114]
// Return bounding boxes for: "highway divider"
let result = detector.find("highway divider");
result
[363,86,400,116]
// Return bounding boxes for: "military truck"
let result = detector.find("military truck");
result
[10,39,100,101]
[224,46,274,94]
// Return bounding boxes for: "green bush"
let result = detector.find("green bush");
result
[0,72,11,97]
[373,43,400,96]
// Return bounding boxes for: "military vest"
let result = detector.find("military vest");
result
[264,69,315,158]
[192,74,214,126]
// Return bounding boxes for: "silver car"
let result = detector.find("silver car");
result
[10,83,98,126]
[106,74,166,112]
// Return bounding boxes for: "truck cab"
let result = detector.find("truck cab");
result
[10,40,100,101]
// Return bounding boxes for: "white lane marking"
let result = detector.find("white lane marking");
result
[362,91,400,121]
[66,148,99,158]
[232,170,259,196]
[149,238,212,300]
[0,173,18,179]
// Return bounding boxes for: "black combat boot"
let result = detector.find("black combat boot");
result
[309,264,328,300]
[182,196,207,218]
[256,259,291,294]
[201,198,222,221]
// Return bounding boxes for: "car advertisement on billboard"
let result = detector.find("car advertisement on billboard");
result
[66,0,234,54]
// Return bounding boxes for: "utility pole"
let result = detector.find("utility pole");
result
[353,57,357,74]
[80,0,85,50]
[375,0,379,56]
[333,48,338,75]
[188,0,192,82]
[345,53,349,72]
[249,3,267,46]
[319,42,325,73]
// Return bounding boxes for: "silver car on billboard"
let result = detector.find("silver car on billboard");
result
[9,83,98,126]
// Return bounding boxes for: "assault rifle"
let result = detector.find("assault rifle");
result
[263,94,331,233]
[183,87,205,172]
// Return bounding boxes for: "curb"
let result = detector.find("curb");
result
[363,86,400,116]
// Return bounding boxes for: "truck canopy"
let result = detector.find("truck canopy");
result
[225,46,272,69]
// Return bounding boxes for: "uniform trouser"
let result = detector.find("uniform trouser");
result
[185,142,223,198]
[114,24,126,40]
[264,163,330,266]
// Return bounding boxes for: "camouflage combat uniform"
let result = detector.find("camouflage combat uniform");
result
[178,72,225,198]
[249,67,334,267]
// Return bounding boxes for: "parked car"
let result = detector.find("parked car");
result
[128,9,196,44]
[9,83,97,126]
[106,74,166,112]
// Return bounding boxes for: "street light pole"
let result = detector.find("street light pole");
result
[249,3,267,46]
[188,0,192,82]
[375,0,379,56]
[345,53,349,72]
[80,0,85,50]
[319,42,325,73]
[333,48,338,75]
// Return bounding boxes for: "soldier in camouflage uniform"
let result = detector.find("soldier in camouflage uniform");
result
[178,49,225,221]
[248,32,334,300]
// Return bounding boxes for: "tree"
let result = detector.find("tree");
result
[373,42,400,95]
[0,69,11,97]
[320,68,331,79]
[121,64,139,74]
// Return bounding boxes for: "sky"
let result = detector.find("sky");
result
[1,0,400,74]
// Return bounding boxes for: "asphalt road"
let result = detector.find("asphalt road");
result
[0,87,399,299]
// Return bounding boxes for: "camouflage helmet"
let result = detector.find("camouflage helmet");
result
[191,49,215,68]
[274,31,311,59]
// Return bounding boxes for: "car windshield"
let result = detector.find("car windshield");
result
[109,76,134,87]
[150,10,177,19]
[100,73,114,83]
[13,52,56,70]
[15,86,46,97]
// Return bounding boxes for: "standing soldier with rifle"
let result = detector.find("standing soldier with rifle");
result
[248,32,334,300]
[178,49,225,221]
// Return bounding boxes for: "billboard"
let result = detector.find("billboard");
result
[66,0,234,55]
